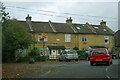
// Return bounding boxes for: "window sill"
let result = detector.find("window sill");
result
[105,43,109,44]
[66,42,70,43]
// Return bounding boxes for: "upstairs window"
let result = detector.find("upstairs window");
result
[82,24,85,27]
[65,34,71,42]
[104,29,107,31]
[38,35,41,42]
[94,27,99,29]
[104,36,109,44]
[76,27,80,30]
[82,36,87,42]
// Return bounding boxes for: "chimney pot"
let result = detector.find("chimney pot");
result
[66,17,72,24]
[86,22,88,24]
[100,20,106,27]
[26,14,31,20]
[25,14,33,31]
[28,14,29,17]
[102,19,103,22]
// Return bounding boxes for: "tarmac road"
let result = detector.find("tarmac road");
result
[4,59,119,79]
[38,59,119,79]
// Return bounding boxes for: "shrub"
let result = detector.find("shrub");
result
[29,58,35,64]
[28,47,40,58]
[35,56,47,62]
[77,50,88,55]
[16,55,30,63]
[73,47,79,50]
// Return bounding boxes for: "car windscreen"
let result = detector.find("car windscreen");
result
[68,50,77,54]
[92,50,106,54]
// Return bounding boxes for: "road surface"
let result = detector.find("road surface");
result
[18,59,119,79]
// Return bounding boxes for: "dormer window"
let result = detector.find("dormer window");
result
[94,27,99,29]
[104,29,107,31]
[76,27,80,30]
[82,24,85,27]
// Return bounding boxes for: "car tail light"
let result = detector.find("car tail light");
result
[88,54,91,56]
[105,54,109,57]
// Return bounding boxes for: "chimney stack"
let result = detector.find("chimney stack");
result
[26,14,32,22]
[100,19,106,27]
[25,14,33,31]
[66,17,72,24]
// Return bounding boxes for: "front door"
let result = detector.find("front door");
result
[50,50,56,59]
[51,50,56,55]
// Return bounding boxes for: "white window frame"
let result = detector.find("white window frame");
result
[94,27,99,29]
[82,36,87,42]
[38,35,41,42]
[76,27,80,30]
[39,48,46,56]
[104,36,109,44]
[38,35,47,42]
[65,34,71,42]
[104,29,107,31]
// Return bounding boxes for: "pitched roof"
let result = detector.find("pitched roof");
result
[92,25,113,35]
[32,21,53,33]
[17,21,30,31]
[73,24,94,34]
[16,20,114,35]
[52,22,74,33]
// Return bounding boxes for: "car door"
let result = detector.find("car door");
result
[59,51,64,60]
[62,51,67,60]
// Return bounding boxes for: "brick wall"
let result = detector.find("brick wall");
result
[34,33,114,51]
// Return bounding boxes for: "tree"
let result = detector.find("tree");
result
[2,20,34,62]
[0,2,10,22]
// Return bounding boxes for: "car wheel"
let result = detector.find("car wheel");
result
[110,61,113,64]
[90,62,93,66]
[75,59,78,61]
[112,56,116,59]
[59,58,62,62]
[110,59,113,64]
[106,61,110,66]
[86,57,89,61]
[65,58,68,62]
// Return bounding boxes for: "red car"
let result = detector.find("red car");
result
[90,48,112,66]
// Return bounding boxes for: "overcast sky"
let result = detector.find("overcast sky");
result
[1,0,119,32]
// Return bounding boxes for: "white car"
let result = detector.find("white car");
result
[59,50,79,62]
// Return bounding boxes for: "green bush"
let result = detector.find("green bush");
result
[29,57,35,64]
[16,55,30,63]
[40,56,47,61]
[28,47,40,57]
[77,50,88,55]
[2,51,16,63]
[16,47,48,63]
[35,56,47,62]
[73,47,79,50]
